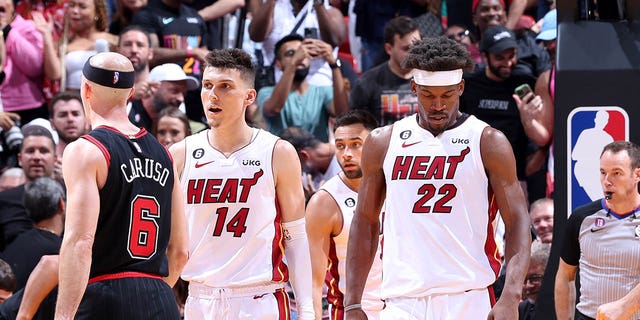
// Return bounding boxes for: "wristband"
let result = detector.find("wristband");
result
[344,304,362,312]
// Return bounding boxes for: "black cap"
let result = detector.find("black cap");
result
[480,25,518,54]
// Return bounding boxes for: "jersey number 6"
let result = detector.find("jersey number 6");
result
[128,195,160,259]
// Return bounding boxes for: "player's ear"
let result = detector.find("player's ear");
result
[245,88,256,106]
[635,167,640,182]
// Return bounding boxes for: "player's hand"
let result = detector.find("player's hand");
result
[345,308,368,320]
[487,298,518,320]
[597,300,634,320]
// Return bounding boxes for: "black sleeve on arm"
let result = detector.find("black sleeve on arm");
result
[560,201,602,265]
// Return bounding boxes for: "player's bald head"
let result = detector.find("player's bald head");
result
[88,52,134,73]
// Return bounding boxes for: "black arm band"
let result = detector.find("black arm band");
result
[82,59,135,89]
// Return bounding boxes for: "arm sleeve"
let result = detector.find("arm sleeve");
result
[560,203,598,265]
[283,218,314,320]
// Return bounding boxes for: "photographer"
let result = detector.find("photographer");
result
[257,34,348,143]
[0,111,23,171]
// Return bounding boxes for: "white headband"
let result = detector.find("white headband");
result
[413,69,463,86]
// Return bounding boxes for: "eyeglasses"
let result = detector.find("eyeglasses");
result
[524,274,544,284]
[446,30,470,41]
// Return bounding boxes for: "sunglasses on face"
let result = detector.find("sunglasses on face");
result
[447,30,470,40]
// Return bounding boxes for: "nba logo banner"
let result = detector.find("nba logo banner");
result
[567,107,628,214]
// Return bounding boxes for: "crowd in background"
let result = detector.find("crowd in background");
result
[0,0,562,319]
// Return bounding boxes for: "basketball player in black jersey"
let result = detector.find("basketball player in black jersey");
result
[55,52,188,319]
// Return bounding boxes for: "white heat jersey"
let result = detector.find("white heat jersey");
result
[320,175,383,317]
[381,114,500,298]
[180,129,287,287]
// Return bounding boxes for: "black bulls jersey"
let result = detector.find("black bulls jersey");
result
[82,127,174,278]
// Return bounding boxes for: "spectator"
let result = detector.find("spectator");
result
[131,0,209,123]
[1,177,65,291]
[0,125,56,249]
[258,34,347,142]
[117,25,163,103]
[0,0,60,124]
[529,197,553,243]
[15,0,66,39]
[153,107,191,149]
[460,25,538,195]
[128,63,199,132]
[349,16,421,126]
[519,241,550,320]
[108,0,147,35]
[188,0,246,50]
[61,0,118,91]
[352,0,426,72]
[0,168,25,192]
[472,0,551,77]
[446,24,482,64]
[0,259,14,303]
[306,110,383,319]
[249,0,346,86]
[48,91,87,183]
[280,126,341,201]
[556,141,640,320]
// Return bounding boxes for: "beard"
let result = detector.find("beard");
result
[133,60,148,73]
[487,56,512,80]
[342,167,363,179]
[293,67,310,83]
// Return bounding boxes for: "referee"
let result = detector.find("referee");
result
[555,141,640,320]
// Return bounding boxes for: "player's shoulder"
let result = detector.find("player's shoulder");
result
[62,138,108,170]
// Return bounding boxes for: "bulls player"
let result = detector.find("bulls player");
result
[55,52,189,319]
[170,48,314,319]
[344,37,531,320]
[306,110,383,319]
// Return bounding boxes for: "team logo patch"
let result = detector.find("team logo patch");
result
[400,130,412,140]
[567,107,628,214]
[193,148,205,159]
[113,71,119,84]
[345,198,355,207]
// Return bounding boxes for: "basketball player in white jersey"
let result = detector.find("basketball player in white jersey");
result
[170,48,314,319]
[306,110,382,320]
[344,37,531,320]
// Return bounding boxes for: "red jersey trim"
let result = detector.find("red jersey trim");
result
[88,271,162,284]
[325,237,345,319]
[271,198,289,282]
[81,135,111,167]
[95,125,148,138]
[484,186,502,278]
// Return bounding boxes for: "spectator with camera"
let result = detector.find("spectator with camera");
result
[257,34,348,143]
[249,0,346,88]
